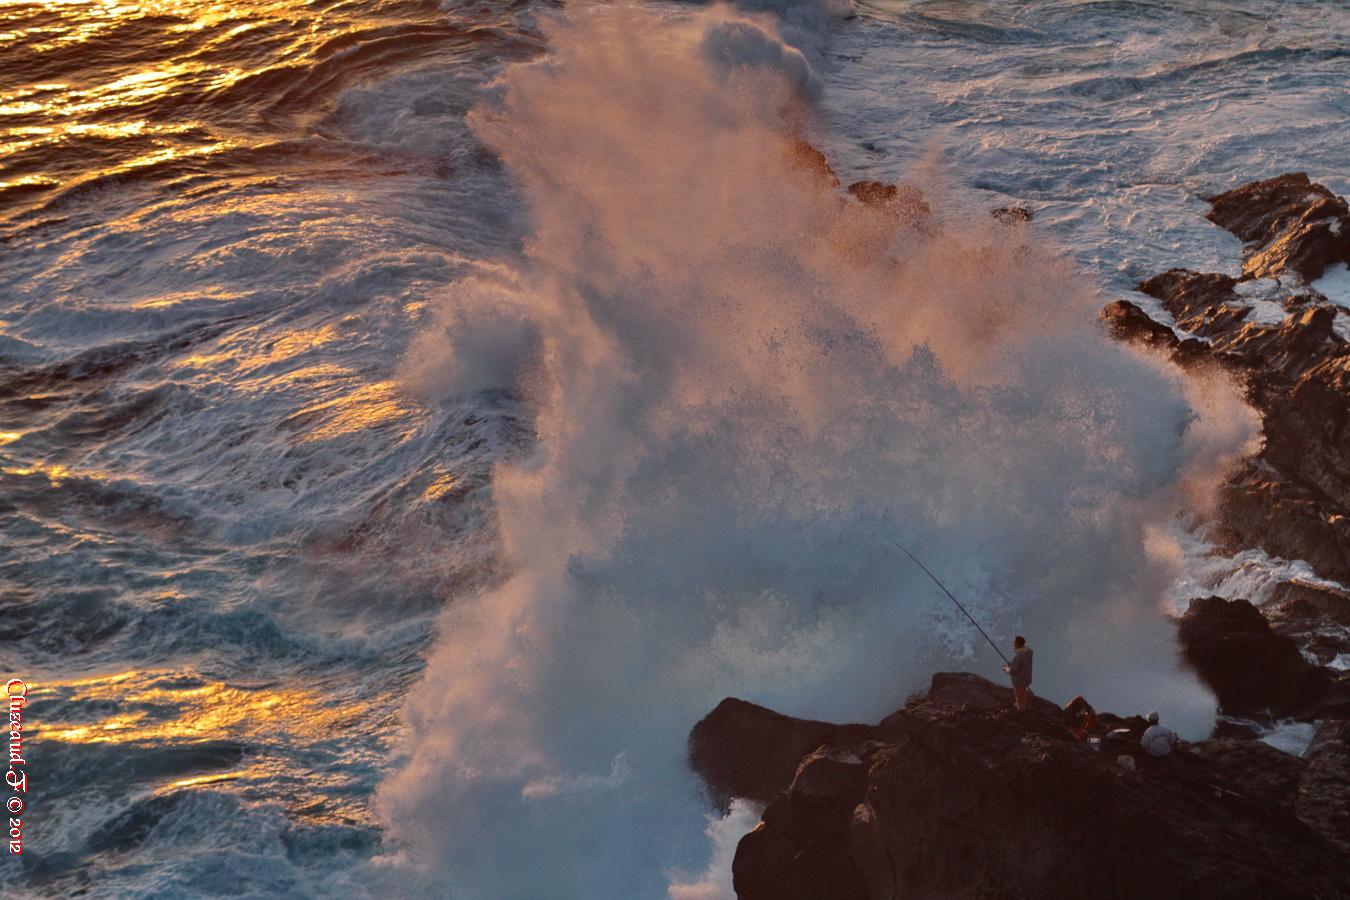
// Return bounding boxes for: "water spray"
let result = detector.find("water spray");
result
[882,537,1011,665]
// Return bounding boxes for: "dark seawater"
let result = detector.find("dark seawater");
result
[1,0,1347,896]
[1,1,540,894]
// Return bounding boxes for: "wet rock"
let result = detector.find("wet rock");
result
[991,205,1032,224]
[1258,349,1350,527]
[1176,596,1312,716]
[731,746,873,900]
[845,180,931,224]
[1137,269,1239,331]
[1218,463,1350,586]
[1205,173,1350,281]
[1099,299,1213,366]
[688,697,877,809]
[846,180,898,205]
[1298,720,1350,852]
[784,138,839,188]
[1101,299,1181,349]
[1136,268,1340,379]
[698,673,1350,899]
[1210,718,1262,741]
[1102,175,1350,587]
[1269,578,1350,626]
[1263,580,1350,668]
[1175,596,1350,719]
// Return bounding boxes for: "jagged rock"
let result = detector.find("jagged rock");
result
[1138,269,1239,332]
[1176,595,1350,719]
[784,138,839,188]
[1218,462,1350,586]
[991,205,1032,224]
[1206,173,1350,281]
[696,673,1350,899]
[1099,299,1213,366]
[1223,305,1339,385]
[1101,299,1182,349]
[1263,580,1350,668]
[1176,596,1312,715]
[1103,175,1350,587]
[1136,268,1341,380]
[1298,720,1350,853]
[1259,350,1350,525]
[732,746,874,899]
[688,697,877,808]
[845,180,931,225]
[1270,579,1350,626]
[847,180,899,205]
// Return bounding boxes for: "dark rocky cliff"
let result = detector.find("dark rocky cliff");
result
[690,673,1350,899]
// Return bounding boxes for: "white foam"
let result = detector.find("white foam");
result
[1161,521,1349,615]
[1314,262,1350,308]
[1334,311,1350,342]
[1258,720,1319,757]
[1232,278,1283,300]
[1228,278,1297,326]
[667,799,764,900]
[1240,297,1288,326]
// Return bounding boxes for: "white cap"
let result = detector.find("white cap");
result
[1146,711,1159,724]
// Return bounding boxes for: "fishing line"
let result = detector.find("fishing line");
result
[881,536,1011,665]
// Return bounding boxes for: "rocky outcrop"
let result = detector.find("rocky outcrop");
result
[689,698,877,809]
[784,137,840,188]
[1218,464,1350,587]
[1176,596,1305,713]
[991,205,1032,225]
[690,673,1350,899]
[1299,720,1350,853]
[1205,173,1350,281]
[1100,298,1213,364]
[1174,596,1350,718]
[1101,174,1350,583]
[785,139,935,234]
[1262,579,1350,669]
[691,171,1350,900]
[845,180,932,229]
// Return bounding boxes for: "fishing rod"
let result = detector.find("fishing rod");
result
[882,537,1011,665]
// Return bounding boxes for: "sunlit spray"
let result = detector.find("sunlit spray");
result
[379,2,1258,897]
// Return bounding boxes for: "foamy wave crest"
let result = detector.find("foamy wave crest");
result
[377,3,1256,896]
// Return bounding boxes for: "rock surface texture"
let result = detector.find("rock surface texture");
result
[690,673,1350,900]
[1175,595,1349,719]
[1101,173,1350,584]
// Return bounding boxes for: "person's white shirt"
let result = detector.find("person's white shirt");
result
[1141,723,1178,757]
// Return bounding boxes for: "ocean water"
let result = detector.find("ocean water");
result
[1,1,1347,897]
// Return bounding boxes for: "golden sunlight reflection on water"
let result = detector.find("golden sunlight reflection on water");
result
[0,0,410,204]
[32,669,350,746]
[28,669,380,822]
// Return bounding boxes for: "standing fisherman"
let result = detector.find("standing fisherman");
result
[1002,635,1033,711]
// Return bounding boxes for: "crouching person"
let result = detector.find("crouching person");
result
[1140,711,1179,757]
